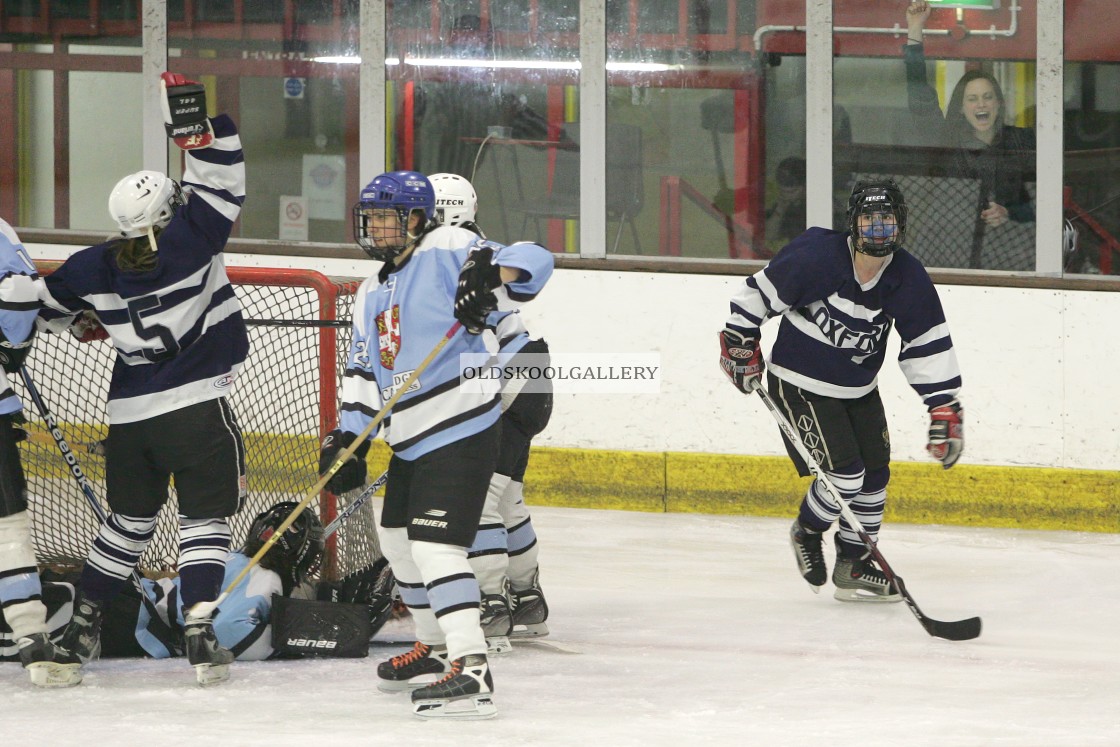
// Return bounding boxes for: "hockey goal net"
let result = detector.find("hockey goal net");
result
[16,264,377,583]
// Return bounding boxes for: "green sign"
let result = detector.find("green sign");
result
[928,0,998,8]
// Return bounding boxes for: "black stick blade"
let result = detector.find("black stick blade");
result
[923,616,982,641]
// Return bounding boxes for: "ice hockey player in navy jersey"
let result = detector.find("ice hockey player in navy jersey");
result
[720,179,964,602]
[318,170,554,719]
[0,218,82,687]
[39,72,248,685]
[429,173,551,653]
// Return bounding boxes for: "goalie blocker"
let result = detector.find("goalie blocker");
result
[271,596,371,658]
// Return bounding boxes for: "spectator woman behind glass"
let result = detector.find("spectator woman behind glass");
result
[904,1,1035,227]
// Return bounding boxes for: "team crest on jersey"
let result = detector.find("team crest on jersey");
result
[376,305,401,369]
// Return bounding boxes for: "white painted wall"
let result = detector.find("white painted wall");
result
[23,243,1120,471]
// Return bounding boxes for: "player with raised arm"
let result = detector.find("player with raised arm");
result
[720,179,964,601]
[430,173,552,651]
[39,73,248,685]
[319,170,553,719]
[0,218,83,687]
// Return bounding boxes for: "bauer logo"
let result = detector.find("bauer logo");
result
[286,638,338,650]
[213,373,235,389]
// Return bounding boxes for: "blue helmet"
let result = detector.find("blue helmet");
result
[352,171,435,261]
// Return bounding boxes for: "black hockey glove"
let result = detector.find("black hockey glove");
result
[927,399,964,469]
[719,328,763,394]
[454,247,503,335]
[160,72,213,150]
[318,429,370,494]
[0,329,33,374]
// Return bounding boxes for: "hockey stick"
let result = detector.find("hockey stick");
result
[187,321,465,622]
[245,319,351,328]
[17,366,159,613]
[323,470,388,540]
[755,387,982,641]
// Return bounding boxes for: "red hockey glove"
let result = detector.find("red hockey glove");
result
[160,72,213,150]
[719,328,763,394]
[69,311,109,343]
[927,400,964,469]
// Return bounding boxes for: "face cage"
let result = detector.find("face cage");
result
[851,205,906,257]
[352,202,410,261]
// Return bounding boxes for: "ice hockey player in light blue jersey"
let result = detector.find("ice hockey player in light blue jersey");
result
[39,72,249,686]
[720,179,964,603]
[319,170,553,719]
[0,218,83,687]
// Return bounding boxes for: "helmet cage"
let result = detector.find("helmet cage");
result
[244,502,325,590]
[847,180,907,257]
[108,171,184,238]
[352,171,435,261]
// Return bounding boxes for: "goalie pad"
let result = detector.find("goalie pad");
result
[270,594,371,658]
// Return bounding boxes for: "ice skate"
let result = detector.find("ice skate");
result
[376,641,451,692]
[510,570,549,638]
[789,519,827,592]
[184,617,234,685]
[480,582,513,654]
[18,633,83,688]
[832,541,902,603]
[411,653,496,720]
[59,594,104,664]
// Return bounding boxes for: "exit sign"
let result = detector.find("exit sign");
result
[928,0,999,8]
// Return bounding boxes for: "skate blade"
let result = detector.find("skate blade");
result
[486,636,513,654]
[194,662,231,686]
[413,694,497,720]
[510,622,549,638]
[26,662,83,688]
[833,587,902,604]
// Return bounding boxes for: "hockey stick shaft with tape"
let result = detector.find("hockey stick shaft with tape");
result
[187,321,464,621]
[756,387,981,641]
[323,470,388,540]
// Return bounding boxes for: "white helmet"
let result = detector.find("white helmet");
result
[429,173,477,227]
[108,170,184,238]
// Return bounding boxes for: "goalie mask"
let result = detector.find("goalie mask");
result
[352,171,435,262]
[108,170,184,239]
[429,172,478,228]
[243,502,325,592]
[847,179,907,257]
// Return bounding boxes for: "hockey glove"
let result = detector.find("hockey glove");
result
[69,311,109,343]
[719,328,763,394]
[0,329,33,374]
[927,400,964,469]
[160,72,213,150]
[318,429,371,494]
[454,246,502,335]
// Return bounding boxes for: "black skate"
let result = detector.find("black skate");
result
[184,617,234,685]
[18,633,82,688]
[789,519,827,592]
[510,570,549,638]
[376,642,451,693]
[480,581,514,654]
[411,653,496,720]
[59,594,104,663]
[833,542,902,603]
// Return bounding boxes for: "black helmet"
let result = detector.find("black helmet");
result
[847,179,907,257]
[243,502,325,592]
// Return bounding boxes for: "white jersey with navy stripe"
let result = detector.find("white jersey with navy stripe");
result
[727,227,961,408]
[0,219,41,417]
[341,227,554,460]
[39,115,248,424]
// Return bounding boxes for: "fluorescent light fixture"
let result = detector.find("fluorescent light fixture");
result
[310,55,679,73]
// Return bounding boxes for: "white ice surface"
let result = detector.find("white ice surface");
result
[3,506,1118,747]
